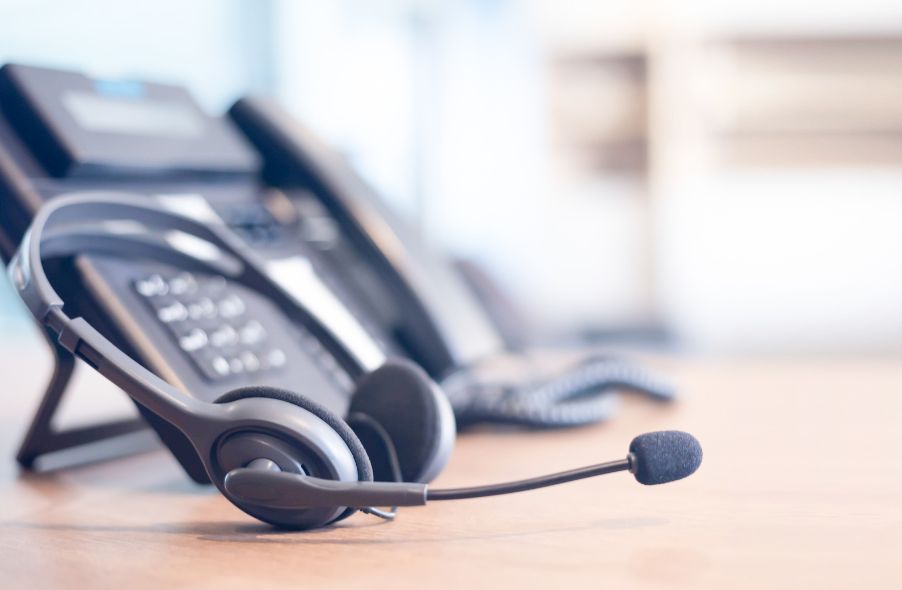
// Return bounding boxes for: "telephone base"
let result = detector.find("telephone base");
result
[16,331,153,472]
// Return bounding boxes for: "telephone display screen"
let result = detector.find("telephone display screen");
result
[62,91,204,138]
[0,63,259,177]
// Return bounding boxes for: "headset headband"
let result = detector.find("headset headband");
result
[8,192,361,437]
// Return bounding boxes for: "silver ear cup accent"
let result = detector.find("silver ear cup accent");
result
[212,397,359,529]
[416,378,456,483]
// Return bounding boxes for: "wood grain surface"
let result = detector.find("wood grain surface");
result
[1,347,900,589]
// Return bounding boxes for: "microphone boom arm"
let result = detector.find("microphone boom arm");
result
[427,457,632,501]
[224,456,634,510]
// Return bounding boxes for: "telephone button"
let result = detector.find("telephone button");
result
[265,349,287,369]
[218,294,246,318]
[187,297,217,320]
[238,320,266,346]
[228,357,245,374]
[210,356,231,377]
[135,274,168,298]
[178,328,208,353]
[240,351,261,372]
[157,301,189,324]
[209,324,239,348]
[168,272,198,296]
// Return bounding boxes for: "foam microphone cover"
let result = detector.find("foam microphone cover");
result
[629,431,702,485]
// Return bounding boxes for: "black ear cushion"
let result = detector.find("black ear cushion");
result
[214,387,373,483]
[348,359,444,482]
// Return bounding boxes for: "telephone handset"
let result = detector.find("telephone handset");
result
[224,98,677,427]
[227,97,505,378]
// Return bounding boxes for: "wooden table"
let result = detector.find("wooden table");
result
[1,343,900,589]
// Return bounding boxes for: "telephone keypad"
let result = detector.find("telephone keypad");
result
[133,272,288,382]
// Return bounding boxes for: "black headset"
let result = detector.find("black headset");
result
[10,193,703,530]
[10,192,457,528]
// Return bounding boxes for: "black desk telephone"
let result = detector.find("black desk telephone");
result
[0,63,673,477]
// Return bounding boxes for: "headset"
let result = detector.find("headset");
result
[9,193,702,530]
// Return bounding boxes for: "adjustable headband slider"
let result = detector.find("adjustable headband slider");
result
[55,310,82,355]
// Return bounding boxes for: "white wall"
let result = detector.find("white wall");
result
[4,0,902,355]
[274,0,902,353]
[656,171,902,354]
[648,1,902,354]
[270,0,656,335]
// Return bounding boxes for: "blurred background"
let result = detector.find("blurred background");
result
[4,0,902,357]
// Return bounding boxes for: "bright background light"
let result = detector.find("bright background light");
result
[4,0,902,356]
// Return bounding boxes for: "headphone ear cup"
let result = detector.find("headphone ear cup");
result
[348,359,456,483]
[214,387,373,484]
